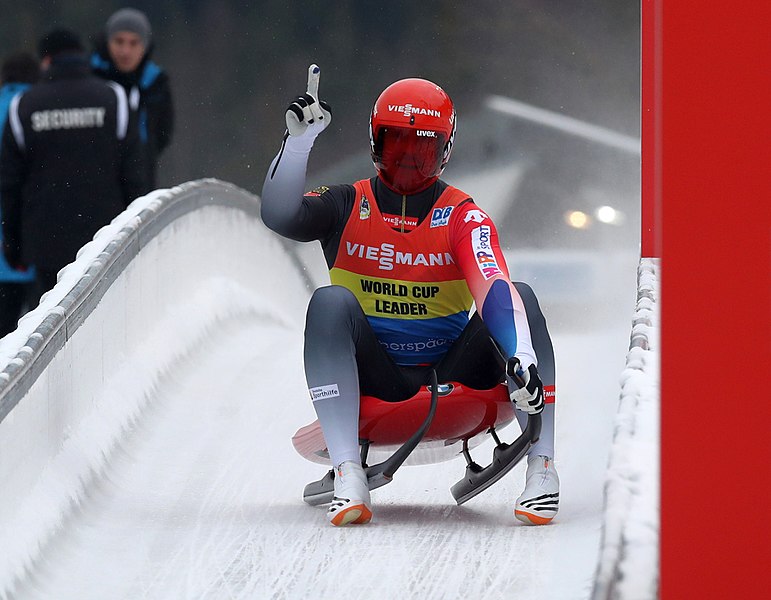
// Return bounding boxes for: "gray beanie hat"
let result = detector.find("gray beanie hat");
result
[106,8,151,46]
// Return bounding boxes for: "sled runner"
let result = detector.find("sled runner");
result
[292,370,541,506]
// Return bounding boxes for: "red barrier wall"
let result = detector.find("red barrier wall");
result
[649,1,771,597]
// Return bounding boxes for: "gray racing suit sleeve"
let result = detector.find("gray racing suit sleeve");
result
[261,132,335,241]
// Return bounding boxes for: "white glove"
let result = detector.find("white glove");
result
[285,64,332,138]
[506,357,545,415]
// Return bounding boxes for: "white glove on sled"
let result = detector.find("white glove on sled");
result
[285,64,332,140]
[506,357,545,415]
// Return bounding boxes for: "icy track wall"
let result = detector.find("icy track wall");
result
[0,180,314,598]
[592,258,660,600]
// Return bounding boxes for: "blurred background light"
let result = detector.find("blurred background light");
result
[566,210,591,229]
[596,205,625,225]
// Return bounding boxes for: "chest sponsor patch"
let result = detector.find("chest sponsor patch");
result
[471,225,502,280]
[430,206,454,228]
[360,197,371,220]
[344,241,454,271]
[382,212,418,230]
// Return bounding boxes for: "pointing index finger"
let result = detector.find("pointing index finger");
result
[307,64,320,98]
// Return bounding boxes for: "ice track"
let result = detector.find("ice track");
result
[14,310,628,600]
[0,181,638,599]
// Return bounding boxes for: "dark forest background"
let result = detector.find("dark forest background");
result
[0,1,639,189]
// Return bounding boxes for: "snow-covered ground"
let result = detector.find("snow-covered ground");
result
[0,181,643,599]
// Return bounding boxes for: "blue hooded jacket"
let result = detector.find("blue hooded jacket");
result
[0,82,35,283]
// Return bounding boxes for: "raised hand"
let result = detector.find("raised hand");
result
[285,64,332,137]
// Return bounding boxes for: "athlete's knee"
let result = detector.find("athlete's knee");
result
[306,285,359,332]
[513,281,537,306]
[307,285,357,312]
[514,281,555,382]
[513,281,545,322]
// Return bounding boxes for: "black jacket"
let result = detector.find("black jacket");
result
[91,37,174,189]
[0,54,148,272]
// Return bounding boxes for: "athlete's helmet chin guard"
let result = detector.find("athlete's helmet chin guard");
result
[369,78,456,195]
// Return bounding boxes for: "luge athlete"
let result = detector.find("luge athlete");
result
[261,66,559,527]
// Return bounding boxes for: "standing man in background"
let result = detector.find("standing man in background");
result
[0,52,38,336]
[0,29,147,306]
[91,8,174,190]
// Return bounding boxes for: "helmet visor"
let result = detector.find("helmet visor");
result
[373,126,447,194]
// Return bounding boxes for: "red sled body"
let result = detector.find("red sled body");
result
[293,381,517,467]
[293,373,540,505]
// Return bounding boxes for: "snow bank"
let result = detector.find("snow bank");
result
[0,180,312,599]
[592,257,660,600]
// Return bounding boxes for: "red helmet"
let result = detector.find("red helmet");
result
[369,78,456,194]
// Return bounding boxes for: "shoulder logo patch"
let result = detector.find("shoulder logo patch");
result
[471,225,502,280]
[463,209,489,224]
[307,185,330,197]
